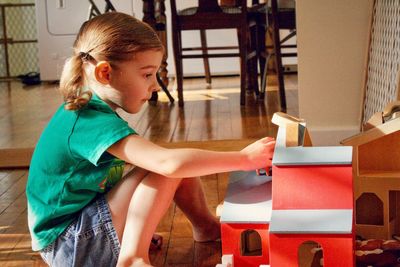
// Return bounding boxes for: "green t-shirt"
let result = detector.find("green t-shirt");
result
[26,94,136,251]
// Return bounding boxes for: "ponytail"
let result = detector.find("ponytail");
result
[60,54,92,110]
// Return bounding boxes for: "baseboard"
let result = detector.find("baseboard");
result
[0,148,34,168]
[283,64,298,74]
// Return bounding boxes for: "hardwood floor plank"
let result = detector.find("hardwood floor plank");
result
[1,210,32,263]
[170,209,193,240]
[165,237,194,266]
[0,170,11,182]
[217,173,229,204]
[143,103,179,143]
[201,175,220,209]
[193,241,221,267]
[216,98,233,141]
[172,101,196,142]
[0,170,26,198]
[186,101,208,141]
[0,82,62,149]
[156,204,176,233]
[0,173,27,215]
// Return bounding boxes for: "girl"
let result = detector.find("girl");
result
[26,12,275,267]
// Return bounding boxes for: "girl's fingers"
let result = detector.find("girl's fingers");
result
[259,136,275,143]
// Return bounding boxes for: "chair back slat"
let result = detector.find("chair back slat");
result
[171,0,248,16]
[198,0,222,13]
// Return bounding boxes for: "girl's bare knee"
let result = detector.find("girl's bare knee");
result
[143,172,182,193]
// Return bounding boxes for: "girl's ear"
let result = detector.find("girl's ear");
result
[94,61,112,85]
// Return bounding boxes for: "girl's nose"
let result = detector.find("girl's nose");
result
[153,84,161,92]
[152,76,161,92]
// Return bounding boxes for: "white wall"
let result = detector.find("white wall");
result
[297,0,373,145]
[36,0,136,80]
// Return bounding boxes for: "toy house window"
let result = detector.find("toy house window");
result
[356,192,383,225]
[298,241,323,267]
[240,229,262,256]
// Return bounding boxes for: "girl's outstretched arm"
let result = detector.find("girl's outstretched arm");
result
[108,135,275,178]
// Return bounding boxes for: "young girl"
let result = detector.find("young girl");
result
[26,12,275,267]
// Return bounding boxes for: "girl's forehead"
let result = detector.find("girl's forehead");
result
[133,49,163,59]
[115,50,162,71]
[131,50,163,64]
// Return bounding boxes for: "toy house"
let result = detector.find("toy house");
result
[217,112,355,267]
[342,102,400,240]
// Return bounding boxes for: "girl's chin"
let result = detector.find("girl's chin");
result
[132,103,145,113]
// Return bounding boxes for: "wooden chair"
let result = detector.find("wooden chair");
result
[259,0,296,111]
[170,0,263,107]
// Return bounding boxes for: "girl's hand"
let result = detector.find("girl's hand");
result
[240,137,275,171]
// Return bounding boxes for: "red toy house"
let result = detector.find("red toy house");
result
[217,112,355,267]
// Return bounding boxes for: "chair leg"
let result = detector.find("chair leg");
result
[172,28,184,107]
[238,27,247,106]
[249,23,260,97]
[157,73,174,103]
[271,0,287,111]
[200,29,212,84]
[257,22,267,99]
[272,29,287,111]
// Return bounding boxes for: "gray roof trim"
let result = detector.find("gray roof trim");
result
[269,209,353,234]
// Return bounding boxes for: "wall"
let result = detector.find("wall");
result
[297,0,373,145]
[36,0,135,80]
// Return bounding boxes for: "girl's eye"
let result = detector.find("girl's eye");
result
[145,73,152,79]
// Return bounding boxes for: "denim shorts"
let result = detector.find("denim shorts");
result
[40,195,120,267]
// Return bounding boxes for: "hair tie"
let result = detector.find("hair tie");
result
[79,52,91,61]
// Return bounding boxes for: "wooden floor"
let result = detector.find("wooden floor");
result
[0,75,298,266]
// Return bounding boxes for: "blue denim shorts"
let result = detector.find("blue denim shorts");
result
[40,195,120,267]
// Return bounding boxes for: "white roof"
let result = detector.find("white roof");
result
[220,171,272,223]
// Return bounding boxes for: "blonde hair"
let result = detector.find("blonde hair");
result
[60,12,163,110]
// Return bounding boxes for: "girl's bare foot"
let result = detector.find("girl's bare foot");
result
[192,218,221,242]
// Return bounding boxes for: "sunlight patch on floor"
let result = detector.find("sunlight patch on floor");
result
[157,87,241,103]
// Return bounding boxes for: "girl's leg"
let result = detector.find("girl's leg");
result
[106,168,182,266]
[173,177,221,242]
[106,167,148,242]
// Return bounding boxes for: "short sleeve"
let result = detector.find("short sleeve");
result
[69,107,136,165]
